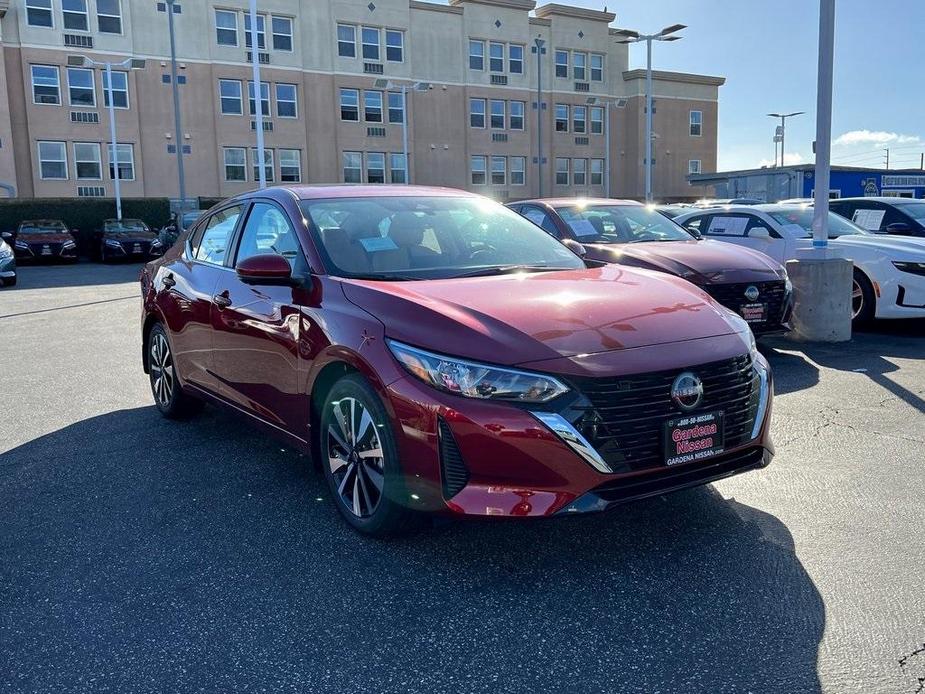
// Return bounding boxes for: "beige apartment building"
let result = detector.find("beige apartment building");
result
[0,0,723,203]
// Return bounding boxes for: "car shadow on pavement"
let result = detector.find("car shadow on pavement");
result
[0,404,825,694]
[4,263,143,290]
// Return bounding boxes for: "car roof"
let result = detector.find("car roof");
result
[232,184,483,202]
[20,219,66,225]
[834,197,923,204]
[512,198,644,207]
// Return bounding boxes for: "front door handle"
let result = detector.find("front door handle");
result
[162,273,176,288]
[213,291,232,308]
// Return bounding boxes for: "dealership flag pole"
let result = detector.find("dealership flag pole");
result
[250,0,266,189]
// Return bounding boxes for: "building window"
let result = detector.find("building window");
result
[490,100,505,129]
[489,42,504,72]
[573,158,587,185]
[688,159,702,174]
[38,141,68,179]
[470,155,487,185]
[244,13,266,50]
[67,67,96,108]
[102,70,129,108]
[490,156,506,185]
[63,0,89,31]
[251,147,274,182]
[573,52,587,81]
[215,9,238,46]
[469,98,486,128]
[223,147,247,181]
[364,90,383,123]
[97,0,122,34]
[572,105,586,134]
[386,30,403,62]
[26,0,53,27]
[343,151,362,183]
[74,142,102,180]
[362,26,380,60]
[248,81,270,116]
[276,83,297,118]
[31,65,61,105]
[108,143,134,180]
[509,44,524,74]
[337,24,356,58]
[591,158,604,185]
[690,110,703,137]
[589,106,604,135]
[271,16,292,51]
[555,104,568,132]
[340,88,359,121]
[510,101,525,130]
[219,79,243,115]
[279,149,301,182]
[469,40,484,71]
[366,152,385,183]
[590,53,604,82]
[555,50,568,78]
[510,156,525,185]
[555,157,569,185]
[390,153,407,183]
[388,91,404,124]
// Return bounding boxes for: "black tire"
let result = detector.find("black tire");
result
[319,373,419,537]
[147,323,202,419]
[99,242,109,263]
[852,269,876,326]
[5,276,15,287]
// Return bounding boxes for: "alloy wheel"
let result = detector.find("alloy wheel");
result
[851,279,863,320]
[327,397,385,518]
[149,332,175,407]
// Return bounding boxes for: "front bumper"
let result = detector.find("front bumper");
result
[104,242,163,259]
[15,243,78,262]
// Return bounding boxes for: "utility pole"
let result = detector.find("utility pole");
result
[614,23,686,203]
[532,38,546,197]
[768,112,805,167]
[249,0,266,189]
[884,148,890,169]
[811,0,835,250]
[166,0,187,223]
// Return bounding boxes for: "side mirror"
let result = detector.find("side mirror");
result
[749,227,772,239]
[885,222,912,235]
[236,253,294,285]
[561,238,587,257]
[687,227,703,240]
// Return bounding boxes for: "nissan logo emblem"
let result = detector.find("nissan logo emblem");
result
[744,285,760,302]
[671,372,704,411]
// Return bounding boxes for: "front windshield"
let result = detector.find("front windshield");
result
[19,222,67,234]
[767,208,869,238]
[894,202,925,223]
[105,220,149,233]
[555,204,694,244]
[301,196,585,280]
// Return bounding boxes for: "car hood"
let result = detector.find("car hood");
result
[104,231,156,242]
[582,239,783,284]
[832,234,925,258]
[341,265,744,366]
[17,233,74,244]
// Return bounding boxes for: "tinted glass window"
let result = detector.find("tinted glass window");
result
[766,207,868,237]
[236,203,303,265]
[555,205,692,243]
[894,202,925,223]
[195,205,242,265]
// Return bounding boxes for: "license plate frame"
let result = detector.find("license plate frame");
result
[740,302,767,323]
[663,411,725,466]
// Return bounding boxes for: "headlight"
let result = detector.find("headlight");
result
[387,339,570,403]
[779,267,793,293]
[15,240,28,249]
[105,239,123,247]
[892,261,925,277]
[151,239,163,248]
[62,240,76,249]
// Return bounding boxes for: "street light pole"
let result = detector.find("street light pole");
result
[166,0,187,223]
[401,84,409,184]
[532,38,546,198]
[604,101,610,195]
[104,61,122,222]
[767,112,805,168]
[811,0,835,251]
[249,0,266,189]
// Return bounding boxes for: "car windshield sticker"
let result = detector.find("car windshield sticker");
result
[359,236,399,252]
[852,209,886,230]
[707,216,749,236]
[567,219,600,238]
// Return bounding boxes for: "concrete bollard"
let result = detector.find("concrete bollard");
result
[785,257,853,342]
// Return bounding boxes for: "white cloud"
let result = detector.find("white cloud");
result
[758,152,806,167]
[834,130,921,146]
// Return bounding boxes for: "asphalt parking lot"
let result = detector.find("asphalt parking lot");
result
[2,263,924,694]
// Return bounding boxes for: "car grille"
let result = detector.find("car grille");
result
[28,241,65,257]
[569,355,761,474]
[126,241,151,254]
[703,280,787,332]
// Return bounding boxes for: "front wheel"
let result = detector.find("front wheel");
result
[852,270,876,325]
[320,374,418,537]
[147,323,202,419]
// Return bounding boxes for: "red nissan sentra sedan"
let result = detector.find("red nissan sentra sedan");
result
[140,185,773,536]
[508,198,793,335]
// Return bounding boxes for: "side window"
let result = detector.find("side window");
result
[683,216,704,234]
[744,215,780,238]
[704,215,751,237]
[235,202,303,266]
[522,205,560,238]
[195,205,243,265]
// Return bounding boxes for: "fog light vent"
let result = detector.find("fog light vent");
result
[438,418,469,499]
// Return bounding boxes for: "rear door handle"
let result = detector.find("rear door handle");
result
[162,273,176,288]
[213,291,232,308]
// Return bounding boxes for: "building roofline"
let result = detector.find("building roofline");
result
[449,0,537,11]
[534,3,616,22]
[528,16,551,26]
[410,0,464,14]
[688,164,925,183]
[622,69,725,87]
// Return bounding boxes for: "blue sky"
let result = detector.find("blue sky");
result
[444,0,925,172]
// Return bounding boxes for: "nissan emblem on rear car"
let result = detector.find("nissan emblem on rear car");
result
[671,372,704,411]
[744,285,760,302]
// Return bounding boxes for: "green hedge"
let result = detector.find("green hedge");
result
[0,197,171,256]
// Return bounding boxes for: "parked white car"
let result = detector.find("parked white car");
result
[673,204,925,323]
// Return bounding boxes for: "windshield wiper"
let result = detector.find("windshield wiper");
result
[448,264,563,279]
